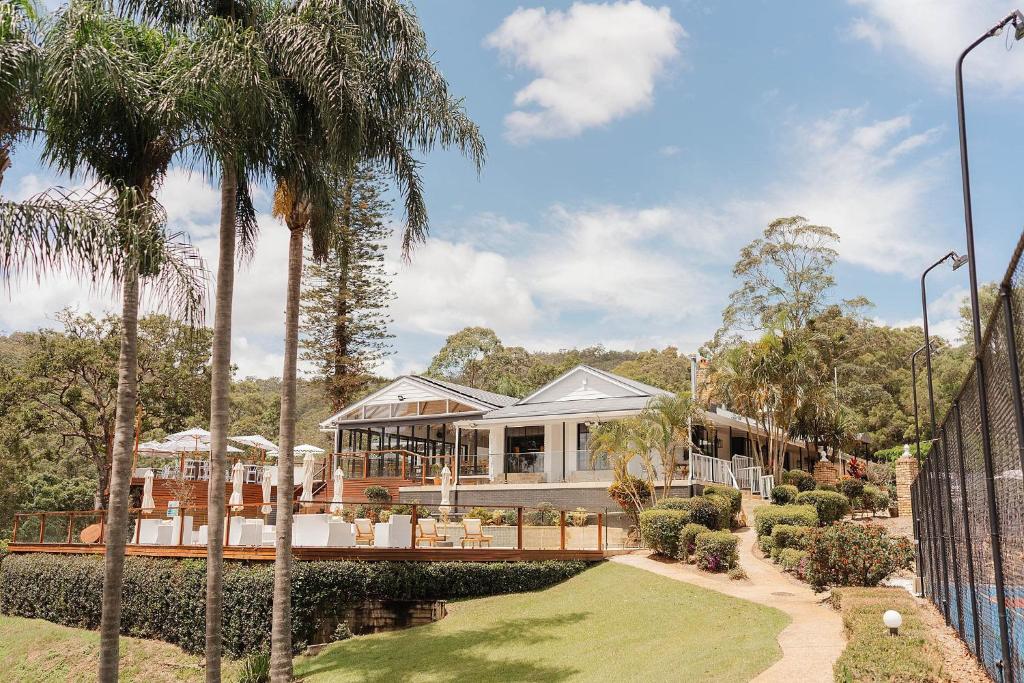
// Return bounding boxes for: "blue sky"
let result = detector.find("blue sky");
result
[4,0,1024,378]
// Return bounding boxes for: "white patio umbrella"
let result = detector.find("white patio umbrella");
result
[141,469,156,513]
[229,434,279,452]
[299,451,316,504]
[439,464,452,512]
[329,467,345,514]
[294,443,326,455]
[228,461,245,510]
[261,469,273,514]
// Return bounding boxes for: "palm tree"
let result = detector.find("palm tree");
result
[260,2,484,677]
[643,393,702,499]
[0,0,37,191]
[27,6,204,679]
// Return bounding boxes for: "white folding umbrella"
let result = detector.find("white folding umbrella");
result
[439,464,452,513]
[230,435,279,452]
[141,469,156,513]
[295,443,326,455]
[228,461,245,510]
[299,451,316,504]
[329,467,345,514]
[261,469,273,514]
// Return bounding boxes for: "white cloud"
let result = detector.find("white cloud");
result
[486,1,685,142]
[659,145,682,157]
[157,168,221,238]
[848,1,1024,90]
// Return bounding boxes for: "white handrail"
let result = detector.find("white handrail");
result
[760,474,775,499]
[690,453,740,489]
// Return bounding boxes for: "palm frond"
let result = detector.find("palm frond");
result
[142,233,207,326]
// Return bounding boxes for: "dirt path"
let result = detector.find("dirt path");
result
[611,500,845,683]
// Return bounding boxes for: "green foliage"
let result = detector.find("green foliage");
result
[652,497,690,511]
[770,524,815,553]
[525,502,558,526]
[682,496,727,530]
[612,347,694,394]
[754,505,818,550]
[607,474,653,527]
[781,469,816,492]
[794,490,851,525]
[238,651,270,683]
[703,493,733,530]
[805,523,914,591]
[0,554,589,656]
[727,566,748,581]
[872,442,931,462]
[816,483,837,492]
[703,484,742,515]
[838,478,865,505]
[566,508,590,527]
[638,509,690,557]
[332,622,352,642]
[770,484,799,505]
[363,486,391,503]
[777,548,807,575]
[464,507,492,524]
[694,530,738,572]
[860,484,889,513]
[677,523,709,562]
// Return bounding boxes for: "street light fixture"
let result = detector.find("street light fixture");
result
[921,251,968,441]
[955,10,1024,674]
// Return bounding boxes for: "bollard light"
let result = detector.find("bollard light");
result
[883,609,903,636]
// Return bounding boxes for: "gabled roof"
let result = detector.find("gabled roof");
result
[472,396,656,421]
[518,364,672,405]
[319,374,516,428]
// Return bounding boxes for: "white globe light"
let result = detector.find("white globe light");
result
[883,610,903,629]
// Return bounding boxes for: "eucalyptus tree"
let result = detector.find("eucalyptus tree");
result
[261,2,484,677]
[0,0,38,190]
[21,6,204,680]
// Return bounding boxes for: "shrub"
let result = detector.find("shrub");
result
[753,504,818,549]
[777,548,808,575]
[677,523,709,562]
[694,531,738,572]
[0,554,590,656]
[872,441,931,462]
[816,483,837,492]
[703,493,733,530]
[838,477,864,505]
[363,485,391,503]
[703,485,742,515]
[566,507,590,527]
[770,484,799,505]
[782,469,816,492]
[239,652,270,683]
[525,502,559,526]
[804,523,914,591]
[332,622,353,642]
[727,566,748,581]
[770,524,814,552]
[465,507,493,524]
[653,496,691,510]
[489,509,518,526]
[638,509,690,557]
[608,475,653,528]
[795,490,851,525]
[861,484,889,513]
[684,496,727,530]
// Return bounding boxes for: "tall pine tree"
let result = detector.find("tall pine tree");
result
[300,164,394,410]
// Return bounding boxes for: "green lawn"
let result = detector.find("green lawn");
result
[296,561,790,683]
[0,614,240,682]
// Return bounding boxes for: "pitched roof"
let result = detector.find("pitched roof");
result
[475,395,655,421]
[413,375,518,408]
[581,365,674,397]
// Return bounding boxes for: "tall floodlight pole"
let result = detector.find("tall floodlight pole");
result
[955,11,1024,679]
[921,251,968,438]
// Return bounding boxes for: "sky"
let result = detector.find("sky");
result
[5,0,1024,379]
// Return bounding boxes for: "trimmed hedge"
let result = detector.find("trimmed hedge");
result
[703,485,742,515]
[795,490,851,525]
[638,509,690,557]
[685,496,727,530]
[0,554,589,656]
[652,497,691,511]
[770,484,799,505]
[860,484,890,513]
[777,548,807,574]
[769,524,815,553]
[781,469,816,492]
[754,505,818,551]
[703,493,733,531]
[694,531,739,572]
[677,523,709,562]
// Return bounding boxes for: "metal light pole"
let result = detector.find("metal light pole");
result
[921,251,968,438]
[911,344,928,466]
[956,11,1024,678]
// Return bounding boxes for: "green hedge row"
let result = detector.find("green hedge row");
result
[0,554,589,656]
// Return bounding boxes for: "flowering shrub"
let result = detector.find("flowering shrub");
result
[677,523,709,562]
[777,548,808,578]
[804,523,914,591]
[847,457,865,479]
[795,490,851,525]
[694,530,738,572]
[770,484,799,505]
[781,469,817,492]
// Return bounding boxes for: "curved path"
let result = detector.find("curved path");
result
[611,512,844,682]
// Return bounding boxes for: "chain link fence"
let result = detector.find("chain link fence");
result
[914,231,1024,682]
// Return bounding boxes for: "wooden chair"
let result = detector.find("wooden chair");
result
[416,517,445,547]
[460,517,493,548]
[354,518,374,545]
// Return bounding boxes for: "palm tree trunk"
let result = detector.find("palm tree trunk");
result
[97,267,140,683]
[271,220,304,681]
[205,167,237,683]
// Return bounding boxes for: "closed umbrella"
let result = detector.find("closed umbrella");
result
[299,451,316,504]
[329,467,344,514]
[261,468,273,514]
[228,461,244,511]
[439,464,452,511]
[141,469,156,513]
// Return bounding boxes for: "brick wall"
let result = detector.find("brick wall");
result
[894,447,918,518]
[813,460,839,486]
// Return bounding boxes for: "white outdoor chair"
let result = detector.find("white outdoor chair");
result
[374,515,412,548]
[292,513,331,547]
[133,519,163,544]
[262,524,276,546]
[327,519,355,547]
[239,519,264,546]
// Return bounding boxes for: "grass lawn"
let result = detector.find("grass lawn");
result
[0,614,240,682]
[832,587,947,682]
[296,561,789,682]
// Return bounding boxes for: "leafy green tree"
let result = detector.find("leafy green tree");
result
[300,164,394,411]
[0,0,37,190]
[613,347,692,394]
[427,326,503,388]
[642,393,701,498]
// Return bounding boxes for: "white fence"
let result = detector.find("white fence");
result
[759,474,775,499]
[736,466,763,494]
[689,454,739,488]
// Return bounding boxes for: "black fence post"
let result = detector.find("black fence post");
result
[927,455,950,620]
[954,400,982,659]
[939,426,965,631]
[911,479,926,591]
[1000,283,1024,481]
[922,460,938,603]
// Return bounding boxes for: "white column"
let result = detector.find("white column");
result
[543,423,556,483]
[488,425,505,483]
